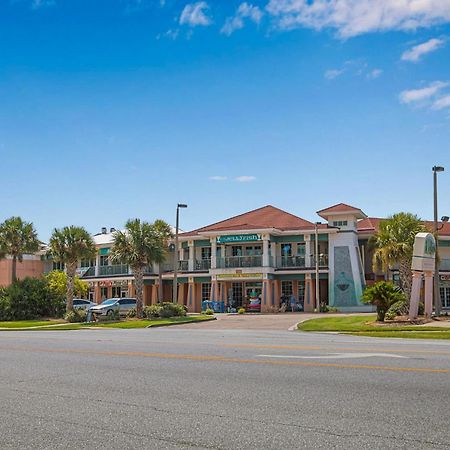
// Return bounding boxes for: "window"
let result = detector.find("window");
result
[80,258,95,268]
[201,247,212,260]
[440,287,450,309]
[100,255,109,266]
[112,286,121,298]
[52,261,65,271]
[297,243,306,256]
[332,221,348,227]
[100,287,108,300]
[232,246,242,257]
[281,244,292,256]
[201,283,211,301]
[298,282,305,304]
[281,281,293,297]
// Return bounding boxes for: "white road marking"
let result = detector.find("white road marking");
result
[257,353,407,360]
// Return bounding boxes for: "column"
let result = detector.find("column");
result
[261,279,271,312]
[262,235,270,267]
[304,274,314,312]
[271,242,278,268]
[187,281,195,313]
[424,271,433,318]
[178,283,185,305]
[94,282,101,303]
[305,235,312,268]
[188,241,194,271]
[409,272,423,320]
[211,239,217,269]
[151,284,159,305]
[95,253,100,277]
[210,280,219,302]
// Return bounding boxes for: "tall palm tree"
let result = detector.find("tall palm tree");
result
[111,219,165,318]
[371,212,424,304]
[152,219,174,303]
[49,226,96,313]
[0,217,40,284]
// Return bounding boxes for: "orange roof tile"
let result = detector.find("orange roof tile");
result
[317,202,367,218]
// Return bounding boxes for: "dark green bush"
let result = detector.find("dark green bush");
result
[144,305,162,318]
[362,281,406,322]
[64,308,87,323]
[385,300,408,321]
[126,308,137,318]
[143,302,186,319]
[203,308,214,315]
[0,277,64,321]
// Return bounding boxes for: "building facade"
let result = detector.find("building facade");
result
[77,203,450,313]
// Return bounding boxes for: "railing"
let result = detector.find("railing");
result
[99,264,129,276]
[312,255,329,267]
[82,266,96,277]
[441,259,450,271]
[217,255,263,268]
[178,260,189,271]
[276,256,306,268]
[195,259,211,271]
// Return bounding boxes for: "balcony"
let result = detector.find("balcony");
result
[217,255,263,268]
[195,259,211,271]
[178,260,189,271]
[99,264,129,276]
[275,255,328,269]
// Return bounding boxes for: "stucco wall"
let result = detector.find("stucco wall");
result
[0,258,46,287]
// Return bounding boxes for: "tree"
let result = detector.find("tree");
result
[371,213,424,305]
[111,219,165,318]
[48,226,96,313]
[152,219,174,303]
[46,270,89,299]
[361,281,406,322]
[0,217,40,284]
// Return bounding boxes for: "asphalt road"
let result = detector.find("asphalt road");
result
[1,324,450,449]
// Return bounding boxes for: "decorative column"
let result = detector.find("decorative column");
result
[151,283,158,305]
[188,241,194,271]
[409,271,423,320]
[178,283,185,305]
[305,235,312,268]
[211,238,217,269]
[262,235,270,267]
[95,253,100,277]
[304,274,314,312]
[187,280,196,313]
[261,279,271,312]
[210,279,219,302]
[271,242,278,268]
[424,271,433,318]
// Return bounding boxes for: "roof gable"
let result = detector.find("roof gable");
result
[317,202,367,219]
[182,205,315,237]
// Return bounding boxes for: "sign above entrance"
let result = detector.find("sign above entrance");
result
[216,234,262,244]
[217,273,263,279]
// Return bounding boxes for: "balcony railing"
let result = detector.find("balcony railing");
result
[312,255,329,267]
[178,260,189,271]
[99,264,129,276]
[217,255,263,268]
[195,259,211,271]
[82,266,96,277]
[275,255,328,269]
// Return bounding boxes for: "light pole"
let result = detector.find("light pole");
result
[315,222,321,312]
[433,166,444,317]
[173,203,187,304]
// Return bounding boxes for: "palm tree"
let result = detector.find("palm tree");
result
[111,219,166,318]
[371,212,424,304]
[0,217,40,284]
[48,226,96,313]
[152,219,174,303]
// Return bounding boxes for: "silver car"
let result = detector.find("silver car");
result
[89,298,136,317]
[72,299,97,311]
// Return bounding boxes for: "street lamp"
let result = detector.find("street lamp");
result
[173,203,187,304]
[315,222,321,312]
[433,166,444,317]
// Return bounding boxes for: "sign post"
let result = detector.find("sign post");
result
[409,233,436,320]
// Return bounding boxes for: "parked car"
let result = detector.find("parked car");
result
[65,299,97,310]
[89,298,137,317]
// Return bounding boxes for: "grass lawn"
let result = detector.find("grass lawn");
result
[298,315,450,338]
[0,319,65,329]
[0,315,215,331]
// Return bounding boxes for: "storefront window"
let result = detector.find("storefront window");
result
[440,287,450,309]
[298,282,305,304]
[232,246,242,257]
[281,281,293,297]
[111,286,121,298]
[201,247,212,260]
[100,287,108,300]
[202,283,211,301]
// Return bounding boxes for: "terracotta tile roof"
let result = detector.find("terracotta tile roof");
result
[181,205,315,237]
[357,217,450,237]
[317,202,367,218]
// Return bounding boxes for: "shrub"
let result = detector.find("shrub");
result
[0,277,65,321]
[361,281,406,322]
[238,307,246,314]
[64,308,87,323]
[385,300,408,321]
[126,308,137,318]
[144,304,162,319]
[203,308,214,315]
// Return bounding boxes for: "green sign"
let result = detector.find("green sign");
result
[99,248,110,255]
[216,234,262,244]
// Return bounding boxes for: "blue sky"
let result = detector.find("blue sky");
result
[1,0,450,240]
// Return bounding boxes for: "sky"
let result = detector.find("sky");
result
[1,0,450,241]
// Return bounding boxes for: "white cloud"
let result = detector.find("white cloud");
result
[209,176,228,181]
[235,175,256,182]
[221,2,263,36]
[179,1,212,27]
[324,68,344,79]
[367,68,383,80]
[399,81,448,104]
[266,0,450,38]
[401,38,445,62]
[432,94,450,110]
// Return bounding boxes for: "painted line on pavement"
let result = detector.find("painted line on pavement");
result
[221,343,450,356]
[257,353,407,360]
[0,344,449,374]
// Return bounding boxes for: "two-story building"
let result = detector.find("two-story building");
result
[77,203,450,313]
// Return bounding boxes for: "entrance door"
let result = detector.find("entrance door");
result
[245,282,262,312]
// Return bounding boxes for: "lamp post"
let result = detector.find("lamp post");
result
[315,222,321,312]
[433,166,444,317]
[173,203,187,304]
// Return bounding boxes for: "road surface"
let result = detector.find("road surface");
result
[1,320,449,449]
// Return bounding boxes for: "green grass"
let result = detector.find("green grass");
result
[0,319,65,329]
[0,315,215,331]
[298,315,449,334]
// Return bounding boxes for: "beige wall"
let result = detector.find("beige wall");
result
[0,258,46,287]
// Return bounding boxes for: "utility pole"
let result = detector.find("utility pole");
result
[173,203,187,303]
